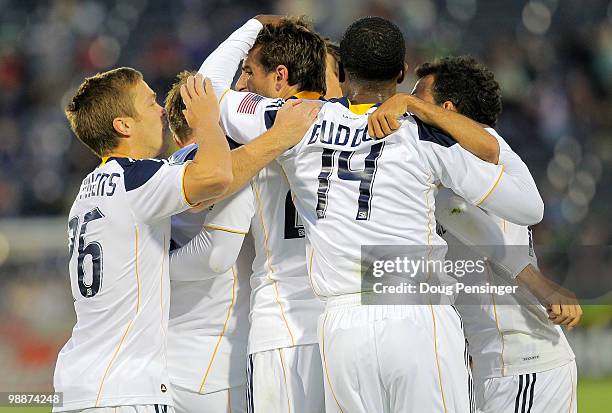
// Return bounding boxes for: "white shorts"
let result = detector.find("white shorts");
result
[247,344,325,413]
[474,361,577,413]
[320,297,471,413]
[172,384,246,413]
[74,405,174,413]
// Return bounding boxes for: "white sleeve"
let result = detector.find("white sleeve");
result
[121,158,192,222]
[204,184,255,233]
[478,129,545,226]
[169,185,254,281]
[435,188,538,280]
[198,19,263,98]
[414,118,543,226]
[219,90,283,143]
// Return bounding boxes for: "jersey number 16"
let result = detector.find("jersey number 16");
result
[68,207,105,298]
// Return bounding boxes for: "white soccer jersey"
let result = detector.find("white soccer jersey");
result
[53,157,193,412]
[199,18,324,354]
[276,99,544,297]
[435,131,574,379]
[166,144,253,394]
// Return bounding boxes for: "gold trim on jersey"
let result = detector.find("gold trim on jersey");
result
[476,165,505,206]
[205,224,248,235]
[135,227,141,312]
[486,261,506,376]
[294,91,321,100]
[568,367,574,413]
[180,161,203,208]
[198,266,237,394]
[251,182,297,346]
[321,313,345,413]
[160,235,168,371]
[227,387,233,413]
[348,101,375,115]
[95,320,133,405]
[219,88,232,103]
[99,156,110,167]
[307,248,323,298]
[277,348,292,413]
[96,227,142,405]
[430,305,449,413]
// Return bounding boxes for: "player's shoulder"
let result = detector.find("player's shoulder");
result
[169,143,199,164]
[109,157,170,192]
[223,89,282,111]
[408,115,457,148]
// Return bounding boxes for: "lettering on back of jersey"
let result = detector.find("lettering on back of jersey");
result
[79,172,120,199]
[307,120,371,148]
[115,158,166,192]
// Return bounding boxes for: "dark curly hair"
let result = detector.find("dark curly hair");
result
[254,17,327,94]
[340,16,405,82]
[415,56,502,127]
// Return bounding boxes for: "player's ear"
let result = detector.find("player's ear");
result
[112,117,132,137]
[442,101,458,112]
[397,62,408,84]
[338,61,345,83]
[276,65,289,83]
[172,133,183,148]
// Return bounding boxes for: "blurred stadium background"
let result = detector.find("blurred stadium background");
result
[0,0,610,411]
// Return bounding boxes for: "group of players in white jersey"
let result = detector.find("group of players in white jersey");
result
[54,13,582,413]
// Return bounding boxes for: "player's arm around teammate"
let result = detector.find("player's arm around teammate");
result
[371,92,544,226]
[196,15,323,198]
[368,92,500,164]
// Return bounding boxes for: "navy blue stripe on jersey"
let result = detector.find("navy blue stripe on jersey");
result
[264,109,278,130]
[169,238,180,252]
[184,146,197,161]
[111,157,166,192]
[412,115,458,148]
[227,136,242,149]
[327,96,350,108]
[168,143,198,164]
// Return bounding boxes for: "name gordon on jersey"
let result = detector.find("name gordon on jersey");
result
[78,172,120,200]
[306,120,375,148]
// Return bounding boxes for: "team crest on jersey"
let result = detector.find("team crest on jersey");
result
[160,383,167,393]
[237,93,264,114]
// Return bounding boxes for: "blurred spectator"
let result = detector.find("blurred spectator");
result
[0,0,609,248]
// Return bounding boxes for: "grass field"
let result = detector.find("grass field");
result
[1,377,610,412]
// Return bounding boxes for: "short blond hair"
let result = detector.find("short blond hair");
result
[164,70,196,145]
[65,67,142,157]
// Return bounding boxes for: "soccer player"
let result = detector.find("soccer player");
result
[409,56,578,413]
[201,15,545,413]
[198,17,328,412]
[54,67,317,413]
[324,40,342,99]
[163,71,253,413]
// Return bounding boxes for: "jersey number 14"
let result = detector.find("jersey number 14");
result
[316,142,385,221]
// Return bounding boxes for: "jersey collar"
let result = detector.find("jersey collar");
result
[98,156,110,167]
[328,97,381,115]
[293,91,324,100]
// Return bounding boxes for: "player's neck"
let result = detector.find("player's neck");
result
[280,84,302,100]
[106,141,157,160]
[344,83,396,105]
